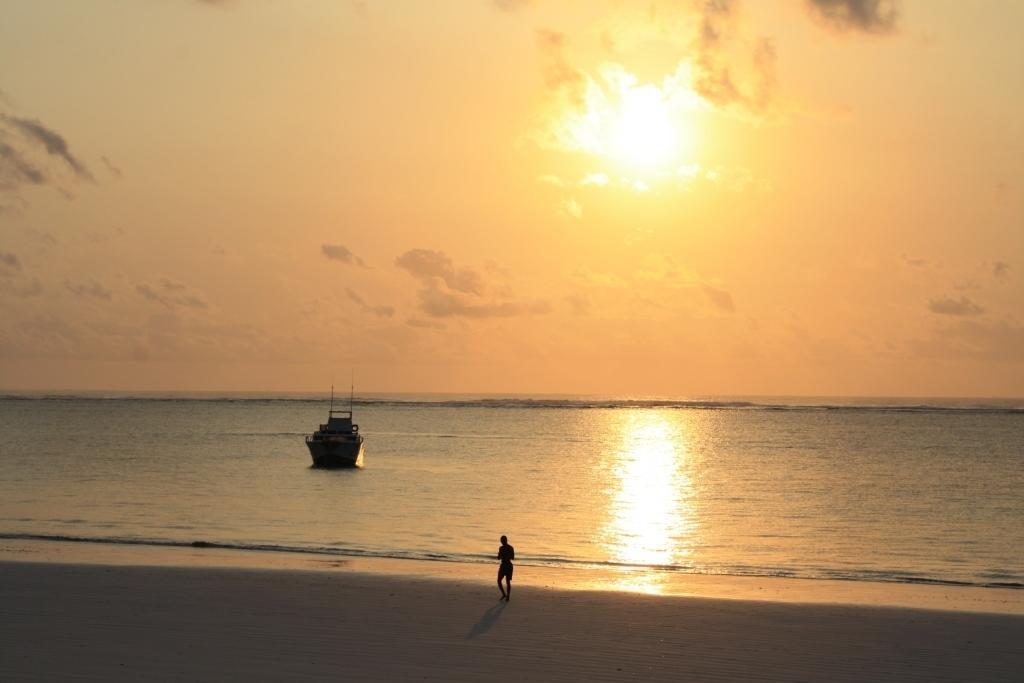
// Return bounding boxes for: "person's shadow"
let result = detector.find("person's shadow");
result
[465,600,507,640]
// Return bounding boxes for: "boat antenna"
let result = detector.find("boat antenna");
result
[349,371,354,413]
[330,383,334,413]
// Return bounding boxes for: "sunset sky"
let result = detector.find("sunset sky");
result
[1,0,1021,396]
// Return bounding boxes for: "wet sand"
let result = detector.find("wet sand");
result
[2,560,1022,682]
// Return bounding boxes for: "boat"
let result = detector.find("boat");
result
[306,384,365,468]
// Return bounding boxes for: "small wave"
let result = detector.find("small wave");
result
[3,394,1022,414]
[217,432,308,437]
[2,532,1019,590]
[0,532,492,564]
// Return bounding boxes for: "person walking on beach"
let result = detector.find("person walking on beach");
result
[497,535,514,601]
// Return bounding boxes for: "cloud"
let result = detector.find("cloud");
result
[417,287,549,319]
[901,253,927,268]
[913,320,1024,364]
[691,1,777,114]
[136,280,208,310]
[397,248,548,320]
[749,38,778,110]
[406,317,446,329]
[693,0,740,102]
[698,0,738,45]
[395,248,484,294]
[0,276,43,298]
[65,279,112,301]
[0,315,78,360]
[0,141,47,188]
[993,261,1010,277]
[537,174,565,187]
[579,172,610,187]
[493,0,531,10]
[1,114,93,181]
[346,288,394,318]
[805,0,900,34]
[0,250,43,298]
[25,228,58,248]
[101,155,123,178]
[0,194,28,216]
[703,284,736,312]
[559,198,583,219]
[566,293,591,315]
[928,295,984,317]
[1,110,96,209]
[0,251,21,270]
[572,267,629,289]
[536,30,586,104]
[321,243,367,267]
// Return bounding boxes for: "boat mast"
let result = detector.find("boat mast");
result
[330,384,334,413]
[349,371,354,413]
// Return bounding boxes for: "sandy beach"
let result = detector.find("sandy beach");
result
[3,559,1022,682]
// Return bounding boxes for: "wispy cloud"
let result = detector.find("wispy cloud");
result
[0,277,43,298]
[901,253,928,268]
[692,1,777,113]
[492,0,531,10]
[913,319,1024,364]
[805,0,900,34]
[928,295,984,317]
[0,141,46,188]
[65,279,113,301]
[396,248,484,295]
[536,174,566,187]
[0,250,42,298]
[397,248,548,320]
[1,108,96,211]
[559,198,583,219]
[417,287,549,319]
[1,114,93,181]
[406,317,446,330]
[346,287,394,318]
[536,30,586,106]
[566,293,591,315]
[0,251,21,270]
[136,280,208,310]
[703,284,736,313]
[993,261,1010,278]
[321,244,367,267]
[101,155,123,178]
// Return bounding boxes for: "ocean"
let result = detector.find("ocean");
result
[1,394,1022,590]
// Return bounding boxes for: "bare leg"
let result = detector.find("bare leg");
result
[504,576,511,601]
[497,573,507,599]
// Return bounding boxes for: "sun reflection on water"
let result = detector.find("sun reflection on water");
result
[602,411,697,593]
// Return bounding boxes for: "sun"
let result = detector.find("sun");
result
[551,63,699,174]
[610,84,679,168]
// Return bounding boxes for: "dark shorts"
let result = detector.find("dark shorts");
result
[498,562,513,579]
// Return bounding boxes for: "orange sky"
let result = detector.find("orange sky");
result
[1,1,1021,396]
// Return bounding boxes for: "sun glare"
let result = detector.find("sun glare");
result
[611,84,678,166]
[552,63,699,174]
[601,411,698,593]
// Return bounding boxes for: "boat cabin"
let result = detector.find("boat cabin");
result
[321,410,359,434]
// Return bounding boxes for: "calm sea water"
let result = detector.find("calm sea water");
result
[1,394,1022,589]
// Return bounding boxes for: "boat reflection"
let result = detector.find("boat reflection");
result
[601,410,697,593]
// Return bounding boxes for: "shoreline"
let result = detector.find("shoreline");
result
[3,537,1022,616]
[3,559,1023,681]
[4,531,1019,589]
